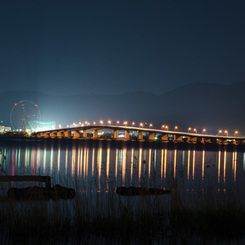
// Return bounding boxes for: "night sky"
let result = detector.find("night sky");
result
[1,0,245,95]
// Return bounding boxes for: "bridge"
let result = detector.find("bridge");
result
[34,125,245,145]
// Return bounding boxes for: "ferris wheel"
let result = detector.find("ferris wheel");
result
[10,100,41,131]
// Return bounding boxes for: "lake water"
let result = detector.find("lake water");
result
[1,138,245,200]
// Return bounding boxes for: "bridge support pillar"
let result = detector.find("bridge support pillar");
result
[125,130,130,140]
[93,130,98,138]
[149,132,155,140]
[65,130,71,138]
[43,132,50,138]
[161,134,169,142]
[73,130,80,139]
[57,131,64,138]
[174,135,183,142]
[50,132,57,138]
[188,137,197,143]
[114,130,118,139]
[222,139,228,145]
[138,131,143,140]
[83,130,88,138]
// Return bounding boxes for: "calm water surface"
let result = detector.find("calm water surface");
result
[0,138,245,199]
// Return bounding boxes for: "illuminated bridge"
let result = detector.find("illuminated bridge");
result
[35,125,245,145]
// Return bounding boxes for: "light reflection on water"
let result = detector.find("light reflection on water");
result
[0,140,245,198]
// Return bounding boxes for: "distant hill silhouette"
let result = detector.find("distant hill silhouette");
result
[1,81,245,134]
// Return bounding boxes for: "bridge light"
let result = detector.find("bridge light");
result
[132,122,135,126]
[108,120,111,125]
[161,125,165,129]
[66,125,69,128]
[174,126,178,131]
[165,125,169,130]
[59,124,62,129]
[140,123,144,127]
[93,122,96,125]
[85,121,88,125]
[79,122,82,125]
[234,131,238,136]
[149,123,153,128]
[123,121,128,126]
[202,128,206,133]
[224,130,228,136]
[218,130,222,134]
[188,127,192,132]
[116,121,120,124]
[193,128,197,133]
[100,120,103,125]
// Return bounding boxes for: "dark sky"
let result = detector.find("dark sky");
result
[1,0,245,95]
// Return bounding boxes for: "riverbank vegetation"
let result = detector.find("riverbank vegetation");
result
[0,180,244,244]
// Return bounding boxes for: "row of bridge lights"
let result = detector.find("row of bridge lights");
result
[60,121,239,137]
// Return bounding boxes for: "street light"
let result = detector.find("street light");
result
[59,124,62,129]
[174,126,178,131]
[108,120,111,125]
[116,121,120,125]
[188,127,192,132]
[202,128,206,134]
[224,130,228,136]
[149,123,153,128]
[123,121,128,126]
[100,120,103,125]
[193,128,197,133]
[165,125,169,130]
[140,123,144,127]
[93,122,96,125]
[234,130,239,137]
[161,125,165,129]
[132,122,135,126]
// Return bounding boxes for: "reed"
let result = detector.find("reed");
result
[0,178,244,243]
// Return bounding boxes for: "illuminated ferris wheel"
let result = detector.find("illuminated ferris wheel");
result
[10,100,41,131]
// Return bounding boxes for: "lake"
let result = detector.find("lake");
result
[0,137,245,199]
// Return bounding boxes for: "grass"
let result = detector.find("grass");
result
[0,179,245,244]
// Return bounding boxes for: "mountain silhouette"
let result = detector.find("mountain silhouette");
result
[1,81,244,134]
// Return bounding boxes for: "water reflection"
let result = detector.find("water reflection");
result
[1,142,245,196]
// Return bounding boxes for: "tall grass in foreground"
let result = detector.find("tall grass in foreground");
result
[0,179,245,244]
